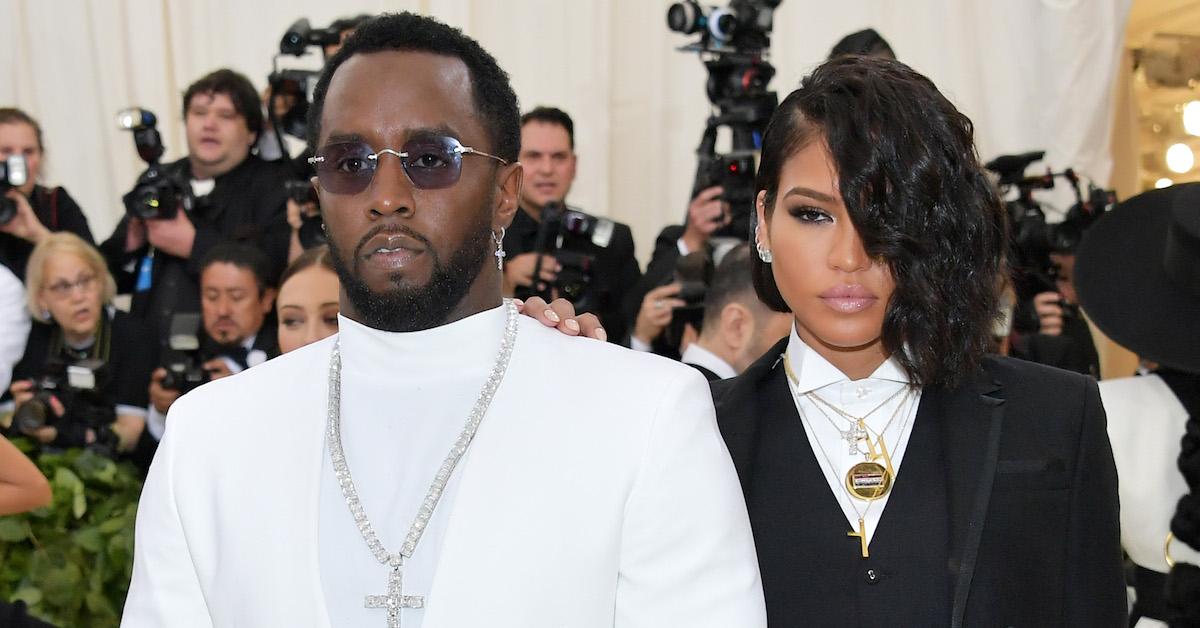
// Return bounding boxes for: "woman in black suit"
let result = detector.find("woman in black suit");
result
[718,55,1122,627]
[525,55,1124,627]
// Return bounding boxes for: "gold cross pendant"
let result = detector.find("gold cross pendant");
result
[847,518,869,558]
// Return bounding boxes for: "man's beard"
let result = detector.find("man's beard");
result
[328,216,493,333]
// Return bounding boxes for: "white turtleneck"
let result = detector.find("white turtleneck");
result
[783,326,922,549]
[319,303,508,628]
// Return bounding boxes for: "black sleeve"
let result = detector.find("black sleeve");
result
[621,225,684,338]
[99,215,147,294]
[186,163,291,282]
[46,187,94,245]
[1063,376,1127,626]
[109,314,157,411]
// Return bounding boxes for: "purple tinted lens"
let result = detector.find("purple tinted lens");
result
[400,136,464,189]
[315,142,377,195]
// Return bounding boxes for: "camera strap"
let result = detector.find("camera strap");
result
[48,309,113,364]
[135,248,155,293]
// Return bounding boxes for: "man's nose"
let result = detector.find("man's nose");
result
[366,153,416,218]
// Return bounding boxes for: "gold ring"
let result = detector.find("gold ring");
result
[1166,531,1178,569]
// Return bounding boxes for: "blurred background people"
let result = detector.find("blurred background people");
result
[276,245,340,354]
[101,69,291,345]
[2,233,155,464]
[0,108,95,282]
[681,244,791,380]
[501,106,641,343]
[145,242,278,441]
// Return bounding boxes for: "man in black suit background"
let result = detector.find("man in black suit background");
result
[102,69,291,345]
[681,244,790,381]
[501,107,641,343]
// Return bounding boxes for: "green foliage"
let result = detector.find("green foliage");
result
[0,441,142,628]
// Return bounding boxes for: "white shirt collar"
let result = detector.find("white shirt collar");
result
[681,343,738,380]
[783,324,910,394]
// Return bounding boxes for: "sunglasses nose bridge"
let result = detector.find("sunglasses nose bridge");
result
[366,148,416,215]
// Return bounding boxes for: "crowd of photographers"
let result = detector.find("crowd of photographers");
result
[0,15,1108,481]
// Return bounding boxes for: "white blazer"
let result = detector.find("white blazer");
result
[121,317,766,627]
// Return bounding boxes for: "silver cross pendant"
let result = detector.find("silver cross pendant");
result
[365,565,425,628]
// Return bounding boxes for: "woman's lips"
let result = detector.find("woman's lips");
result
[820,285,877,313]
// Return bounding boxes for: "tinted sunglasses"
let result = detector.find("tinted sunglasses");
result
[308,135,508,195]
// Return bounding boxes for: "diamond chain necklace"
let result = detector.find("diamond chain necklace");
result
[326,300,519,626]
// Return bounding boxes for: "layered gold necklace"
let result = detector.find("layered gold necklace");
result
[783,352,916,558]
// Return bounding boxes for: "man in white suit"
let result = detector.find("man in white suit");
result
[121,12,765,628]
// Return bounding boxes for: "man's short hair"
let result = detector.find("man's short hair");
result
[200,242,275,295]
[702,244,758,331]
[521,106,575,149]
[308,13,521,162]
[182,69,265,138]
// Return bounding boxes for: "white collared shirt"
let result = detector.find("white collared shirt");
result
[783,326,922,548]
[681,343,738,380]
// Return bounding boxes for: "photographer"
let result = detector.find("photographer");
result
[101,69,292,343]
[680,244,791,380]
[146,242,278,440]
[276,245,339,354]
[626,185,729,357]
[0,108,95,282]
[1008,251,1100,377]
[2,233,154,459]
[501,107,641,342]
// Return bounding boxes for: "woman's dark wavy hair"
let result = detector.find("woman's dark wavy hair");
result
[752,55,1008,387]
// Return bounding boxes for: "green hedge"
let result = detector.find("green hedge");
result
[0,440,142,628]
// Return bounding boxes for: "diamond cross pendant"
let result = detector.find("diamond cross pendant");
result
[365,565,425,628]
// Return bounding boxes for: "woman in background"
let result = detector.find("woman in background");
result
[276,245,340,354]
[0,108,94,281]
[5,233,154,463]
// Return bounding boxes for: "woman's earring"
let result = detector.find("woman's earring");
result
[755,225,773,263]
[492,227,506,270]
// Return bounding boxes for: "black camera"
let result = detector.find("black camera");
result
[985,151,1115,331]
[669,0,781,241]
[660,251,716,350]
[159,312,210,393]
[267,18,340,145]
[117,108,194,221]
[0,154,29,226]
[515,202,617,311]
[12,359,113,440]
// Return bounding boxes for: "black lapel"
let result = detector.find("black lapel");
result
[711,338,788,497]
[934,366,1005,628]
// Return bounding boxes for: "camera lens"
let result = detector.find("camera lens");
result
[13,398,49,434]
[708,8,738,43]
[667,2,703,35]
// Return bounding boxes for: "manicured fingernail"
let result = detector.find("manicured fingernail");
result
[565,318,580,332]
[544,309,560,323]
[595,327,608,342]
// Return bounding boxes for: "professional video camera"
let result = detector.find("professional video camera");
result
[515,202,622,311]
[267,18,340,145]
[668,0,781,240]
[159,312,211,394]
[985,151,1116,329]
[10,358,120,454]
[117,108,195,221]
[0,154,28,226]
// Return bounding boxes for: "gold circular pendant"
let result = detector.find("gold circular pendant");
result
[845,461,892,501]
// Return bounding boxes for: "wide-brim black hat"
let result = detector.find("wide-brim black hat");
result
[1075,183,1200,374]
